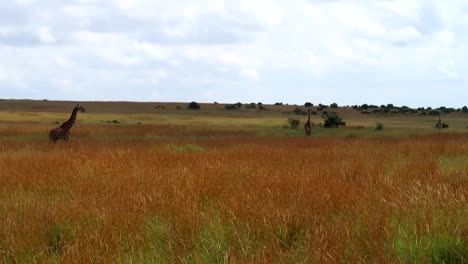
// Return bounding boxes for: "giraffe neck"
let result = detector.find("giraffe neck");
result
[61,107,79,131]
[307,111,311,123]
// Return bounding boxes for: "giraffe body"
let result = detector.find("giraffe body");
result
[304,109,312,136]
[49,104,85,143]
[435,114,442,130]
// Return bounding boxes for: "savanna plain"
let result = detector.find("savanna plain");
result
[0,100,467,263]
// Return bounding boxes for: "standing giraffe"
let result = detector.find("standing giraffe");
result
[49,104,85,143]
[435,113,442,130]
[304,109,312,136]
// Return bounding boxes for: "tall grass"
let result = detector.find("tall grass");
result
[0,124,467,263]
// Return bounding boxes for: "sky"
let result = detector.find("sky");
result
[0,0,467,107]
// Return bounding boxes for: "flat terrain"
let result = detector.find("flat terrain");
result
[0,100,467,263]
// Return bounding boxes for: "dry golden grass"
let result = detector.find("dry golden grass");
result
[0,120,467,263]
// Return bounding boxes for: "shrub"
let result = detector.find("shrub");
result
[287,118,301,129]
[428,110,440,116]
[234,102,242,108]
[224,104,238,110]
[330,103,338,108]
[304,102,313,107]
[245,103,256,109]
[112,120,120,124]
[375,123,384,131]
[293,107,306,115]
[322,112,346,128]
[319,104,328,109]
[187,102,200,110]
[275,102,283,105]
[258,104,268,110]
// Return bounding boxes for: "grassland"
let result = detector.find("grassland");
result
[0,100,467,263]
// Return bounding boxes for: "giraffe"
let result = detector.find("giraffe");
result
[304,109,312,136]
[49,104,85,143]
[435,113,442,130]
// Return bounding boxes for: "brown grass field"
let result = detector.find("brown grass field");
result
[0,100,467,263]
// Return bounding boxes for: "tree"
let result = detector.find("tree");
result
[462,106,468,113]
[330,103,338,108]
[187,102,200,110]
[322,112,346,128]
[304,102,313,107]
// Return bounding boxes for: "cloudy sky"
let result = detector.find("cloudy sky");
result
[0,0,467,106]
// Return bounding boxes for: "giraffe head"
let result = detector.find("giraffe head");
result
[76,104,86,113]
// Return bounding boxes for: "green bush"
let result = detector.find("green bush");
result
[258,104,268,110]
[225,104,239,110]
[293,107,306,115]
[245,103,256,109]
[287,118,301,129]
[322,112,346,128]
[187,101,200,110]
[375,123,384,131]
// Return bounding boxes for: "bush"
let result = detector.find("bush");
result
[322,112,346,128]
[462,106,468,113]
[275,102,283,105]
[287,118,301,129]
[245,103,256,109]
[428,110,440,116]
[319,104,328,109]
[375,123,384,131]
[304,102,313,107]
[187,101,200,110]
[293,107,306,115]
[330,103,338,108]
[224,104,238,110]
[258,104,268,110]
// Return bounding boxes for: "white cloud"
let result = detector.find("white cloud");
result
[437,30,456,45]
[240,68,259,81]
[1,0,468,105]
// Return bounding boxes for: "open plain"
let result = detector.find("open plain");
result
[0,100,467,263]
